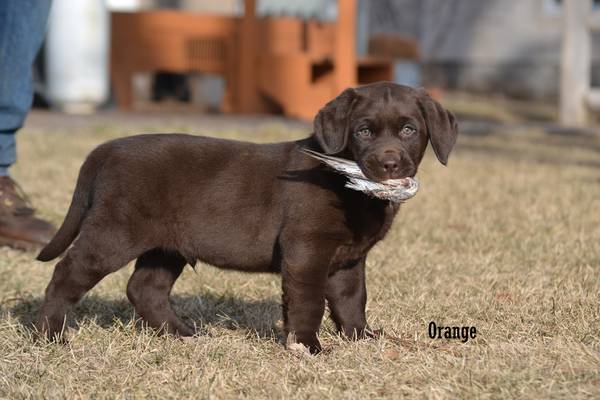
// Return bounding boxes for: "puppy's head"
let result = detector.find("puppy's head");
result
[313,82,458,182]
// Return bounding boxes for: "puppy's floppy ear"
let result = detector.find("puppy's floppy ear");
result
[313,88,358,154]
[417,88,458,165]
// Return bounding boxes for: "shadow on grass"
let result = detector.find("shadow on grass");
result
[3,292,282,339]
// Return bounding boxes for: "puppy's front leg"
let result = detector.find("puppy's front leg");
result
[280,241,333,354]
[326,257,370,339]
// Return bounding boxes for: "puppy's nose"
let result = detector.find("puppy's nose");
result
[382,159,399,173]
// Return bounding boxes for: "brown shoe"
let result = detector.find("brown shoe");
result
[0,176,56,251]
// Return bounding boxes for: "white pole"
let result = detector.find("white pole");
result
[46,0,110,114]
[560,0,592,127]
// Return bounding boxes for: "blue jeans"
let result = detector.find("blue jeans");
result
[0,0,52,175]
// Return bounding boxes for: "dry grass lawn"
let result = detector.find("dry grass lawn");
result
[1,115,599,399]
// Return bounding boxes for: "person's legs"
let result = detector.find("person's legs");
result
[0,0,54,250]
[0,0,52,175]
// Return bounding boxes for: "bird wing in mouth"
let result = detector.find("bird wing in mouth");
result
[300,148,419,203]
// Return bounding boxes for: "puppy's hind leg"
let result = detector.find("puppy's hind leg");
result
[126,249,194,337]
[36,229,141,340]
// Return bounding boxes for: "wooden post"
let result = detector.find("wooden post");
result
[560,0,592,127]
[334,0,357,94]
[236,0,270,113]
[236,0,257,112]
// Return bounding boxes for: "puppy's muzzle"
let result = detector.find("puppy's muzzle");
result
[366,150,414,181]
[381,153,400,175]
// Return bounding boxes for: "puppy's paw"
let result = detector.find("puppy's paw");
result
[364,327,384,339]
[173,325,196,338]
[33,319,68,344]
[285,332,322,356]
[341,326,383,340]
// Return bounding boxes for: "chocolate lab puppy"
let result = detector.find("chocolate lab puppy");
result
[36,82,458,353]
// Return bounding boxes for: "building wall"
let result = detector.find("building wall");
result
[368,0,598,99]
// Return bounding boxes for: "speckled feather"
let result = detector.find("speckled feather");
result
[301,149,419,203]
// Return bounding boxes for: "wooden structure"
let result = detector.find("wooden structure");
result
[111,11,239,112]
[241,0,391,118]
[560,0,600,126]
[110,0,393,119]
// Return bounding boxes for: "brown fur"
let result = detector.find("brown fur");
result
[36,82,458,353]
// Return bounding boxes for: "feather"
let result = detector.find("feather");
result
[300,148,419,203]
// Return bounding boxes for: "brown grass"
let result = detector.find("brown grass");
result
[1,117,599,399]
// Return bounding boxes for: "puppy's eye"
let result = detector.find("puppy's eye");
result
[355,128,373,139]
[400,125,416,136]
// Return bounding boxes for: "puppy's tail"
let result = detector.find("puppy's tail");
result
[37,148,104,262]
